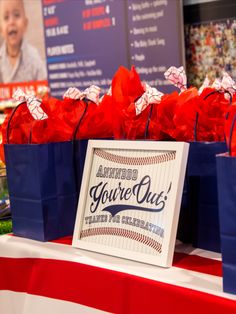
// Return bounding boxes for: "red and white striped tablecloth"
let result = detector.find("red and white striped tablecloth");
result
[0,234,236,314]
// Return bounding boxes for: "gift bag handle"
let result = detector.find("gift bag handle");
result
[144,103,154,139]
[6,102,26,144]
[71,99,89,192]
[28,121,36,144]
[194,90,232,141]
[228,114,236,156]
[72,99,88,140]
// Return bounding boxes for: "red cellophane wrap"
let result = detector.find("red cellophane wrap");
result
[157,87,230,142]
[172,87,199,141]
[155,91,179,140]
[34,97,115,142]
[224,95,236,156]
[32,97,88,143]
[123,101,164,140]
[123,103,151,139]
[0,94,115,156]
[0,103,34,162]
[111,66,145,139]
[1,103,34,144]
[74,95,114,139]
[195,88,230,142]
[0,66,144,154]
[41,96,91,131]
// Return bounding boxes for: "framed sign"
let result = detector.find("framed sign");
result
[72,140,189,267]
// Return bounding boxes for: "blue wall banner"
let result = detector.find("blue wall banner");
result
[42,0,184,97]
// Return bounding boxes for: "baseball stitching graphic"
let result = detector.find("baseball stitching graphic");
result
[94,149,176,165]
[80,227,162,253]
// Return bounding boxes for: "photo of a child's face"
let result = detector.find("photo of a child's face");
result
[0,0,28,51]
[0,0,47,84]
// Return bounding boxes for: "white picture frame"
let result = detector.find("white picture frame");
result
[72,140,189,267]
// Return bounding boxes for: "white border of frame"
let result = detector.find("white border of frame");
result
[72,140,189,267]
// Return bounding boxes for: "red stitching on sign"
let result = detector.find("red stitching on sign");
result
[94,149,176,166]
[80,227,162,253]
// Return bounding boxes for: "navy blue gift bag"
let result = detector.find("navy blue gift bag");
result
[216,114,236,294]
[177,141,226,251]
[187,141,226,252]
[177,91,229,251]
[5,141,78,241]
[4,101,88,241]
[177,175,192,243]
[217,153,236,294]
